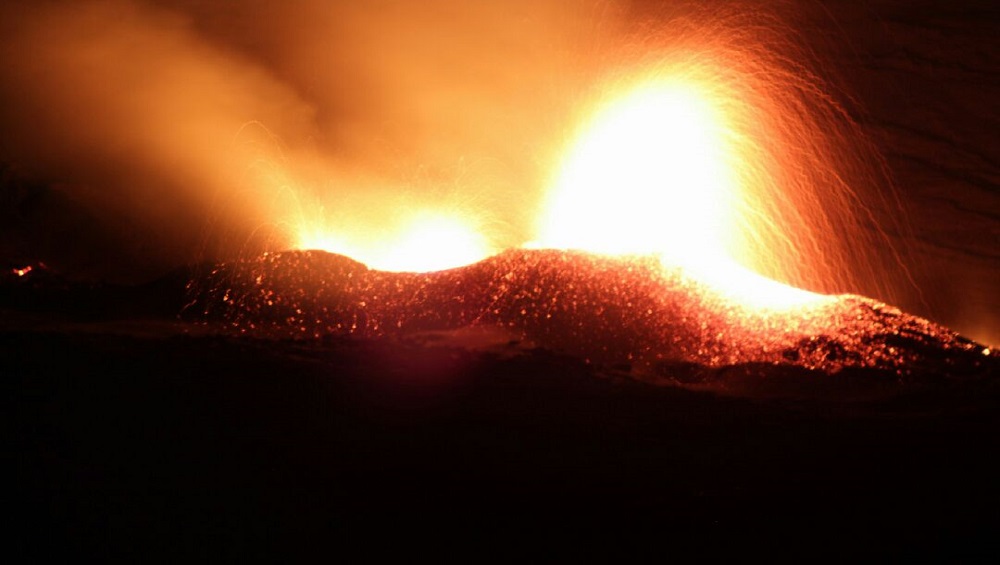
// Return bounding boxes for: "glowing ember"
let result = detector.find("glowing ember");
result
[13,265,33,277]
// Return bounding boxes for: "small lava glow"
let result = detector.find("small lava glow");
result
[296,211,492,273]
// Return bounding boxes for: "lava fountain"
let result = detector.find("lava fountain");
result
[529,4,924,309]
[534,77,822,310]
[536,82,734,265]
[286,5,914,307]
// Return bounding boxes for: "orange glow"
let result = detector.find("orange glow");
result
[13,266,33,277]
[296,211,492,272]
[536,83,733,264]
[535,78,826,310]
[684,259,829,310]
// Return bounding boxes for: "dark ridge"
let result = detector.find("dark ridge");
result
[0,261,191,321]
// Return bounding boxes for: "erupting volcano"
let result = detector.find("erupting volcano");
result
[4,0,998,559]
[181,23,992,384]
[184,69,993,387]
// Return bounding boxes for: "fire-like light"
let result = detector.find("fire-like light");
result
[536,83,732,263]
[291,77,830,308]
[281,10,906,315]
[296,211,492,273]
[535,78,825,310]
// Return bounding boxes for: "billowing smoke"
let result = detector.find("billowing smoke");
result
[0,0,611,277]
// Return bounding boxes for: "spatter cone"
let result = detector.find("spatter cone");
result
[184,249,995,386]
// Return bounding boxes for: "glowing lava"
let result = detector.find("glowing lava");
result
[537,83,732,262]
[296,211,492,273]
[535,79,824,310]
[283,12,907,315]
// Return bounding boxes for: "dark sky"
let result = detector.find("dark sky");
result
[0,0,996,344]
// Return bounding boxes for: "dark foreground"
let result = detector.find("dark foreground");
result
[7,329,1000,559]
[5,261,999,560]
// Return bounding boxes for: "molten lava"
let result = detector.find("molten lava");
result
[295,211,492,273]
[535,78,825,309]
[537,82,733,262]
